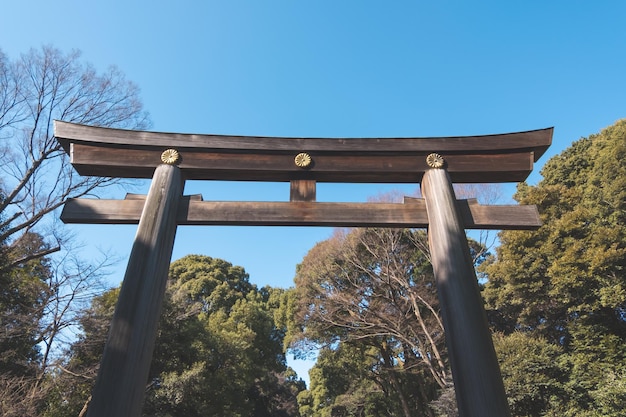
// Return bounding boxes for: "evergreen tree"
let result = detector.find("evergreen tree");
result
[481,119,626,415]
[0,232,50,376]
[51,255,304,417]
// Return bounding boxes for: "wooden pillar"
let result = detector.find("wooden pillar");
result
[290,179,316,202]
[87,164,184,417]
[421,166,511,417]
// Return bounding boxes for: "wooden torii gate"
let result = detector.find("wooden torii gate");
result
[55,121,552,417]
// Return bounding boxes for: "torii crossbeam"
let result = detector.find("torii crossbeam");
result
[55,121,552,417]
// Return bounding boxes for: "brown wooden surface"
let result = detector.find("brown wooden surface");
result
[55,120,553,155]
[290,180,316,201]
[406,196,541,229]
[67,142,536,183]
[61,196,541,229]
[55,121,552,183]
[422,168,511,417]
[86,165,184,417]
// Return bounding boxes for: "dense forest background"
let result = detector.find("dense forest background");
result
[1,47,624,417]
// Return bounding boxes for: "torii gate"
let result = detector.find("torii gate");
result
[55,121,552,417]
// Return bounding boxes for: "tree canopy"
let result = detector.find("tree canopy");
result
[481,119,626,416]
[287,227,450,417]
[145,255,302,417]
[49,255,304,417]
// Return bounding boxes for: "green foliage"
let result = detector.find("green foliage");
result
[589,371,626,417]
[482,119,626,415]
[146,255,303,416]
[493,332,567,416]
[0,233,53,417]
[42,287,120,417]
[299,344,391,417]
[52,255,304,417]
[0,232,51,375]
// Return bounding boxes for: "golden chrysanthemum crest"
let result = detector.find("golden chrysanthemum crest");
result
[161,149,180,165]
[294,152,312,168]
[426,153,445,169]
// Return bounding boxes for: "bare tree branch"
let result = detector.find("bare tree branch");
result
[0,45,149,414]
[0,46,149,257]
[293,227,451,391]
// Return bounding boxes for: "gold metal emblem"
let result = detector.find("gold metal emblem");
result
[294,152,312,168]
[161,149,180,165]
[426,153,445,168]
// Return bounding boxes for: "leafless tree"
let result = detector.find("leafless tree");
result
[0,46,149,263]
[294,227,449,389]
[0,45,149,415]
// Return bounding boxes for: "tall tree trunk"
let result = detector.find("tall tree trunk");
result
[380,343,414,417]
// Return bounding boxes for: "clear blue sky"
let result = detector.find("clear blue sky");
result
[2,0,625,379]
[3,0,625,288]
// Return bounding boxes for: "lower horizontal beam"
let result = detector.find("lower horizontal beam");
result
[61,197,541,230]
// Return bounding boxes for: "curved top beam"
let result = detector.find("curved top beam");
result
[54,121,552,183]
[56,121,552,157]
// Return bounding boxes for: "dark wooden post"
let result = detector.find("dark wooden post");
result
[87,163,184,417]
[421,162,511,417]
